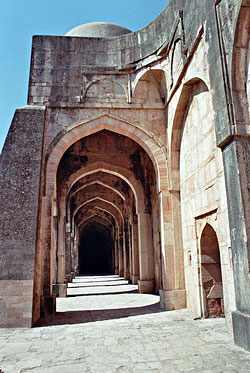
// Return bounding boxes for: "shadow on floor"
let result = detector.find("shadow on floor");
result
[35,301,162,327]
[35,274,162,327]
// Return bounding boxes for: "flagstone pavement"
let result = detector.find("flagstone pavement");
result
[0,275,250,373]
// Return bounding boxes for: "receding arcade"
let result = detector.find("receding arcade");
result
[49,129,162,307]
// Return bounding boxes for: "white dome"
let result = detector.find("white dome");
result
[65,22,131,38]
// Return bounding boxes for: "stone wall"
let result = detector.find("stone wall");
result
[179,81,235,326]
[0,106,45,326]
[0,0,249,352]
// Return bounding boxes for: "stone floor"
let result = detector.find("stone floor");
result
[0,275,250,373]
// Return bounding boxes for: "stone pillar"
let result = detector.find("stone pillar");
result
[137,212,155,293]
[73,230,79,275]
[158,191,186,310]
[129,224,133,283]
[222,137,250,351]
[52,214,58,286]
[115,236,119,275]
[74,228,79,276]
[65,228,72,283]
[123,224,131,281]
[40,195,56,318]
[53,199,67,298]
[119,234,124,277]
[132,215,139,284]
[70,232,76,280]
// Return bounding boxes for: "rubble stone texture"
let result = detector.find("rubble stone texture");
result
[0,0,250,355]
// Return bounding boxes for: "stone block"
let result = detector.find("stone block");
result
[132,275,139,284]
[138,280,154,294]
[52,284,67,297]
[40,295,56,318]
[232,310,250,351]
[160,289,186,310]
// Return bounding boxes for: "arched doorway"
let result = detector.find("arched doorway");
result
[54,128,159,297]
[199,224,224,318]
[79,224,113,275]
[34,113,186,322]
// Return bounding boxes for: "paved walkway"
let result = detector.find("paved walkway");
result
[0,275,250,373]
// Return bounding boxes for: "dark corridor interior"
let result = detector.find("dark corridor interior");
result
[79,225,113,274]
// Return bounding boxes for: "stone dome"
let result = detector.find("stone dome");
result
[65,22,131,38]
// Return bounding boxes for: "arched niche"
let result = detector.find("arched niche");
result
[169,77,210,191]
[132,69,167,105]
[199,224,224,318]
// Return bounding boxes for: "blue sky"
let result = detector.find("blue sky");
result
[0,0,169,153]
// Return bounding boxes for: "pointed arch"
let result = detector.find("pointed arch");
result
[45,114,168,196]
[169,77,209,190]
[82,77,128,102]
[78,214,115,235]
[231,1,250,131]
[199,223,224,318]
[71,181,126,201]
[63,160,145,213]
[73,197,125,222]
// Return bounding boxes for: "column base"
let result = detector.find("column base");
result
[232,310,250,352]
[132,275,139,284]
[70,272,76,280]
[115,269,119,275]
[159,289,186,310]
[124,271,130,281]
[119,270,124,277]
[138,280,154,293]
[40,295,56,318]
[65,274,73,283]
[52,283,67,297]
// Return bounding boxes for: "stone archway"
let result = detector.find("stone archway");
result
[34,115,186,321]
[168,76,234,321]
[45,115,167,194]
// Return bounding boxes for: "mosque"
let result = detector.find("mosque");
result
[0,0,249,351]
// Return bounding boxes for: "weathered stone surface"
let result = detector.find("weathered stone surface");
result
[0,106,45,280]
[0,0,249,354]
[0,106,45,327]
[0,277,250,373]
